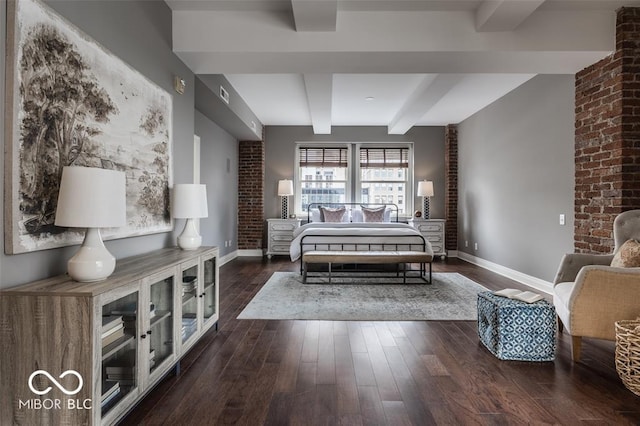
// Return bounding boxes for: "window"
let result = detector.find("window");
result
[359,147,410,215]
[295,144,413,216]
[297,147,349,213]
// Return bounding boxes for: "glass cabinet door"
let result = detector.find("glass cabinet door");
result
[148,275,174,375]
[180,261,199,345]
[201,254,218,328]
[100,290,139,417]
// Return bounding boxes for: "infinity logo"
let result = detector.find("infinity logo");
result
[28,370,83,396]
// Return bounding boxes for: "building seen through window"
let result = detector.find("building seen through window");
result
[296,146,411,215]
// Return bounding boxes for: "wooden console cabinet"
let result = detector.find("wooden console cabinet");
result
[0,247,219,426]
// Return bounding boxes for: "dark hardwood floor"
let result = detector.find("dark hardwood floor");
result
[122,257,640,425]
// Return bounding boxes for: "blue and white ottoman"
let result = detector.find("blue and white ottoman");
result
[477,291,556,361]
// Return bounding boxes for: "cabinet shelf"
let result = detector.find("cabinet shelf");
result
[102,334,135,360]
[149,310,171,328]
[181,292,196,305]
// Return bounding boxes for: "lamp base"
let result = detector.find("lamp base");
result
[178,218,202,250]
[68,228,116,282]
[281,196,289,219]
[422,197,430,220]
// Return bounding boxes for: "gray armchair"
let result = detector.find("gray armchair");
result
[553,209,640,361]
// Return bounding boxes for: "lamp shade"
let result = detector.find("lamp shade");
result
[172,184,208,219]
[277,179,294,196]
[417,180,434,197]
[55,166,126,228]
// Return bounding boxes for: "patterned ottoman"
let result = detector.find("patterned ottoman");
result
[477,291,556,361]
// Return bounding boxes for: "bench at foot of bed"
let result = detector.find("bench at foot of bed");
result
[301,250,433,284]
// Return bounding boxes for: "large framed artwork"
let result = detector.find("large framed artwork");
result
[4,0,173,254]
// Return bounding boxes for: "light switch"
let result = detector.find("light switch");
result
[559,214,565,226]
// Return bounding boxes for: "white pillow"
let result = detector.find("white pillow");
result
[310,209,321,222]
[384,208,392,222]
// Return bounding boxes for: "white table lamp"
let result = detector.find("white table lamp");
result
[417,180,434,219]
[55,166,126,282]
[277,179,294,219]
[172,184,209,250]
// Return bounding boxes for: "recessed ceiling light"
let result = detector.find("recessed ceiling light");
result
[365,96,375,101]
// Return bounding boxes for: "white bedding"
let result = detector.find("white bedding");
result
[290,222,432,261]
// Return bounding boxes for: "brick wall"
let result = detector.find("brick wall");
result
[444,124,458,251]
[238,140,265,250]
[574,7,640,253]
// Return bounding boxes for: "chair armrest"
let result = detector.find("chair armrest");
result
[567,266,640,340]
[553,253,614,284]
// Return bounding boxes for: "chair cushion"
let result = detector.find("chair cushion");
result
[553,281,574,333]
[611,239,640,268]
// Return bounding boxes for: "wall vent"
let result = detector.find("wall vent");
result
[220,86,230,104]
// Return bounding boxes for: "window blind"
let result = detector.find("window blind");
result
[359,148,409,168]
[299,147,348,168]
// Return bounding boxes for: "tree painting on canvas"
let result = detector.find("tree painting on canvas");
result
[5,0,173,254]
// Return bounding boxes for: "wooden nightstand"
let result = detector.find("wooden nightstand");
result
[266,218,302,258]
[408,218,447,258]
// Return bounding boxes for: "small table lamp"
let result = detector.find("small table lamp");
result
[417,180,434,220]
[54,166,126,282]
[277,179,294,219]
[172,184,209,250]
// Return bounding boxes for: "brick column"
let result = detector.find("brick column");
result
[238,140,265,250]
[574,7,640,253]
[444,124,458,252]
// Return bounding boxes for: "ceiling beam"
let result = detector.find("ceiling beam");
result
[388,74,462,135]
[291,0,337,31]
[173,8,614,74]
[476,0,546,32]
[303,74,333,134]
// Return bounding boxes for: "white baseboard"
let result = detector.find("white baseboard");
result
[238,249,263,257]
[219,250,238,266]
[457,251,553,295]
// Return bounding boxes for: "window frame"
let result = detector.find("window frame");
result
[293,142,414,218]
[295,143,352,216]
[355,143,414,217]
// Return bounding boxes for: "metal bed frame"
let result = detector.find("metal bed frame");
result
[298,230,432,284]
[300,203,432,283]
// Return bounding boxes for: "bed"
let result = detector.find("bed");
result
[290,203,434,283]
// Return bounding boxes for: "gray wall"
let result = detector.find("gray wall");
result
[457,75,575,282]
[196,110,239,257]
[264,126,445,220]
[1,1,196,287]
[196,75,262,141]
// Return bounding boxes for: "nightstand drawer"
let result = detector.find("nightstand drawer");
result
[425,234,443,243]
[270,233,294,242]
[417,223,443,233]
[431,244,444,254]
[269,222,298,232]
[270,244,292,253]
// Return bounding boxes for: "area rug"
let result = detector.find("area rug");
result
[236,272,489,321]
